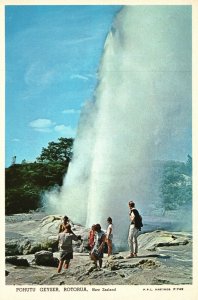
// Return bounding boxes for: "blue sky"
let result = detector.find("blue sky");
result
[5,5,122,166]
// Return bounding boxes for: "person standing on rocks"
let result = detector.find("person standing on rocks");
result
[58,215,70,233]
[59,215,75,236]
[88,224,96,252]
[90,224,106,269]
[57,223,81,273]
[106,217,113,256]
[126,201,142,258]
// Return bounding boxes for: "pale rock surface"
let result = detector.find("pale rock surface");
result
[5,212,192,285]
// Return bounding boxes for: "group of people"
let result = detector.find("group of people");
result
[57,201,142,272]
[87,216,113,269]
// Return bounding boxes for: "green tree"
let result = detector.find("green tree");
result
[5,162,68,214]
[5,137,74,215]
[36,137,74,163]
[160,156,192,212]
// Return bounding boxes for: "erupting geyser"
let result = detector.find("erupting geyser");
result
[46,6,191,248]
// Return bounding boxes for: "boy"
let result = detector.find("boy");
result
[57,223,81,272]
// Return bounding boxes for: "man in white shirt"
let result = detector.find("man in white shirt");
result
[126,201,139,258]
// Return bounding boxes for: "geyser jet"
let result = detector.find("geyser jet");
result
[46,6,191,248]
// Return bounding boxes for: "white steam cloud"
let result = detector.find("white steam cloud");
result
[45,6,191,248]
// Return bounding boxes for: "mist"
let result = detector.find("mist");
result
[45,6,192,248]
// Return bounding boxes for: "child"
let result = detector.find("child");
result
[88,224,96,251]
[58,215,70,233]
[106,217,113,256]
[57,223,81,272]
[90,224,106,268]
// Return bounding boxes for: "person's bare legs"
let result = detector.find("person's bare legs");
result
[57,260,64,273]
[63,260,70,269]
[107,239,112,256]
[99,258,103,268]
[90,253,98,267]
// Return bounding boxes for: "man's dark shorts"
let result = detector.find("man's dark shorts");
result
[60,251,73,261]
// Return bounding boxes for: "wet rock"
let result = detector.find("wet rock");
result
[109,255,124,260]
[138,230,191,251]
[6,256,29,267]
[138,259,160,269]
[40,215,61,226]
[6,214,90,256]
[153,277,172,284]
[86,265,97,274]
[34,250,59,267]
[26,242,42,254]
[105,260,120,271]
[5,212,192,285]
[5,240,22,256]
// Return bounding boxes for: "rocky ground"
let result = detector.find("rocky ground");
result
[5,212,192,285]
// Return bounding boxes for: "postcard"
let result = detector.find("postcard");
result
[1,0,197,299]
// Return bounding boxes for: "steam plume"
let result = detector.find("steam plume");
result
[46,6,191,247]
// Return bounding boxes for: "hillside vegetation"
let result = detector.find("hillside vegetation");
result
[5,136,192,215]
[5,138,73,214]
